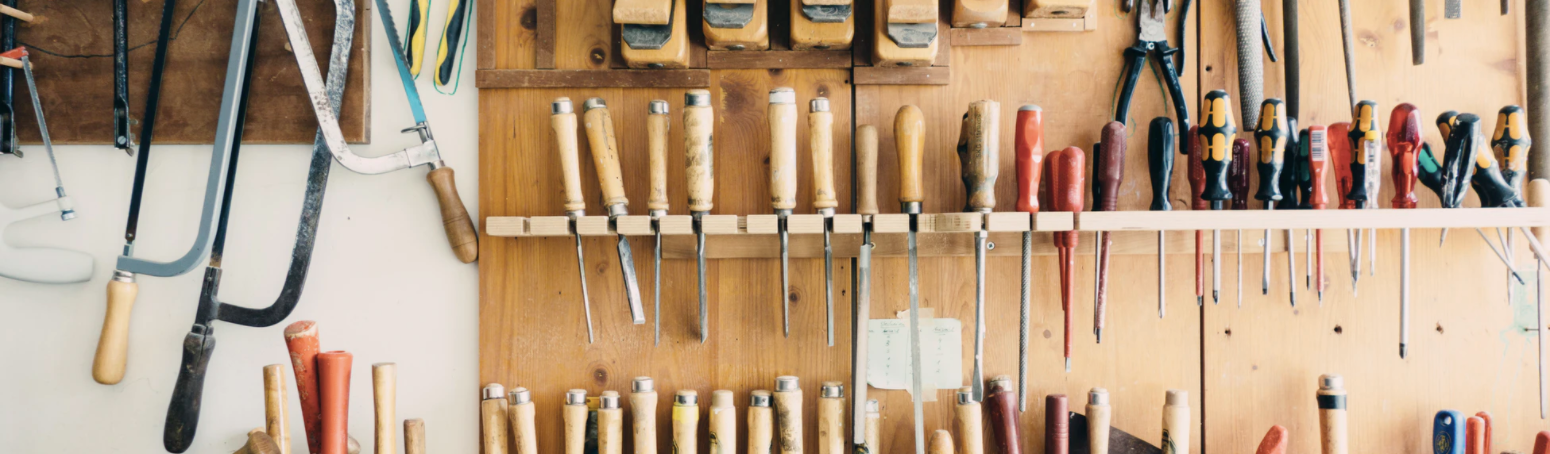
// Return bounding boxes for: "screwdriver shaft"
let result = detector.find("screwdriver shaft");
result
[1214,229,1222,304]
[1159,231,1167,318]
[655,226,662,345]
[824,224,834,346]
[698,224,708,343]
[780,216,790,338]
[1287,229,1298,306]
[1400,228,1410,358]
[973,231,988,401]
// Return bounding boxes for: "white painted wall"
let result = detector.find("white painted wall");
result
[0,3,480,452]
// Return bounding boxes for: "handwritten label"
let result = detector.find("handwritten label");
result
[866,315,963,396]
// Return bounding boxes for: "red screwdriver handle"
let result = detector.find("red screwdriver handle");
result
[1189,127,1208,211]
[1308,125,1329,210]
[1097,122,1126,212]
[1229,139,1252,210]
[1328,122,1355,210]
[1016,106,1045,214]
[1388,103,1422,209]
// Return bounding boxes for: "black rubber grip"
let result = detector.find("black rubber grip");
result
[1149,117,1176,211]
[1316,394,1346,410]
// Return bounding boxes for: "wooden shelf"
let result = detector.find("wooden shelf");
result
[484,212,1073,237]
[1076,208,1550,231]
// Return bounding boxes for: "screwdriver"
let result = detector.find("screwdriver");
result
[685,90,715,343]
[1346,100,1381,292]
[810,97,838,346]
[1014,106,1045,411]
[1093,121,1124,341]
[1188,127,1208,306]
[769,88,798,338]
[1436,111,1460,246]
[896,105,928,454]
[1292,129,1314,291]
[1492,105,1532,306]
[1328,121,1358,295]
[582,98,647,325]
[647,100,669,345]
[1422,113,1528,281]
[958,100,999,401]
[1307,125,1329,303]
[1147,117,1176,318]
[1229,138,1250,307]
[1254,99,1289,304]
[1047,145,1085,372]
[550,98,595,343]
[1198,90,1238,305]
[1387,103,1421,359]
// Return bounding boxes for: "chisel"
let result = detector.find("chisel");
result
[1319,375,1348,454]
[1014,106,1044,409]
[675,391,700,454]
[685,90,716,343]
[811,98,838,346]
[1199,91,1238,305]
[482,384,509,454]
[750,391,774,454]
[1086,389,1110,454]
[1254,99,1289,303]
[770,88,798,338]
[955,389,984,454]
[284,322,324,454]
[600,392,623,454]
[853,125,878,443]
[509,387,536,454]
[958,100,999,400]
[564,390,587,454]
[711,391,736,454]
[1188,128,1208,306]
[1161,390,1189,454]
[1230,138,1251,306]
[896,104,928,454]
[551,98,596,343]
[1148,118,1175,318]
[582,98,647,325]
[819,384,843,454]
[1387,103,1422,358]
[775,377,803,454]
[985,377,1020,454]
[1048,146,1086,371]
[648,101,670,345]
[261,365,291,454]
[1093,121,1124,339]
[630,379,657,454]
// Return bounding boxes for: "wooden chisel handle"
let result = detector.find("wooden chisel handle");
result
[770,88,798,212]
[712,390,737,454]
[600,391,623,454]
[1045,394,1069,454]
[810,99,838,211]
[817,383,842,454]
[1492,105,1532,193]
[674,391,701,454]
[93,273,138,385]
[863,400,880,454]
[648,101,671,214]
[1161,390,1189,454]
[1086,389,1110,454]
[1256,425,1288,454]
[929,431,954,454]
[283,321,324,454]
[509,388,537,454]
[374,363,396,454]
[857,126,880,215]
[405,419,427,454]
[318,351,353,454]
[685,90,715,213]
[427,166,479,263]
[749,391,774,454]
[553,98,585,213]
[1015,106,1045,214]
[954,389,983,454]
[583,98,630,210]
[263,365,291,454]
[984,377,1020,454]
[631,378,658,454]
[958,100,999,212]
[483,384,510,454]
[774,377,803,454]
[1388,104,1423,209]
[1317,375,1347,454]
[564,390,588,454]
[897,105,926,207]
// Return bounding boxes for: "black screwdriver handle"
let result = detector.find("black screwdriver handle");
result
[1199,90,1237,206]
[1254,99,1289,205]
[1439,113,1481,208]
[1346,100,1380,207]
[1149,117,1176,211]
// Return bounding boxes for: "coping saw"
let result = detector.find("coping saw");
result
[0,47,91,284]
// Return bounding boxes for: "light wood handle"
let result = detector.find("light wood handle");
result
[483,397,509,454]
[554,99,586,212]
[564,402,588,454]
[773,387,802,454]
[863,402,880,454]
[510,400,537,454]
[584,101,630,208]
[244,428,283,454]
[896,105,926,205]
[1531,179,1549,240]
[600,392,624,454]
[1086,394,1110,454]
[264,365,291,454]
[1161,390,1189,454]
[810,100,838,211]
[0,56,21,69]
[959,100,1000,212]
[749,393,774,454]
[648,104,671,212]
[427,167,479,263]
[405,419,427,454]
[1317,377,1347,454]
[817,388,842,454]
[674,394,700,454]
[857,125,880,215]
[0,5,32,22]
[955,394,983,454]
[710,391,736,454]
[93,277,138,385]
[373,364,396,454]
[770,89,799,211]
[631,390,659,454]
[930,430,955,454]
[685,91,716,213]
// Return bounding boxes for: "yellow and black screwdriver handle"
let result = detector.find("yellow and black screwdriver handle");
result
[404,0,431,77]
[1491,105,1532,195]
[1199,90,1237,210]
[1346,100,1380,208]
[1254,99,1289,206]
[433,0,472,92]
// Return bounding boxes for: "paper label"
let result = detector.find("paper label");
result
[865,311,962,397]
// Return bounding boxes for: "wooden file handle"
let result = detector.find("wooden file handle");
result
[284,321,324,454]
[318,351,354,454]
[773,378,803,454]
[631,382,658,454]
[749,391,774,454]
[674,391,701,454]
[1161,390,1189,454]
[600,391,624,454]
[583,99,630,209]
[955,389,984,454]
[1086,389,1110,454]
[1015,106,1044,214]
[564,391,588,454]
[509,390,537,454]
[648,101,671,213]
[896,105,926,206]
[373,363,396,454]
[958,100,999,212]
[1316,375,1347,454]
[817,383,842,454]
[810,99,839,211]
[769,88,799,211]
[984,378,1020,454]
[481,385,510,454]
[93,276,137,384]
[1044,394,1068,454]
[553,98,586,213]
[1255,425,1288,454]
[711,390,737,454]
[1096,121,1126,212]
[263,365,292,454]
[1387,103,1422,209]
[929,430,954,454]
[427,166,479,263]
[856,125,880,215]
[685,90,716,213]
[405,419,427,454]
[863,400,880,454]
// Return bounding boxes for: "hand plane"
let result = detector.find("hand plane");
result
[704,0,768,50]
[791,0,853,50]
[615,0,691,68]
[1025,0,1093,19]
[873,0,939,67]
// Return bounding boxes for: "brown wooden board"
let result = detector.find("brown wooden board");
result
[13,0,369,145]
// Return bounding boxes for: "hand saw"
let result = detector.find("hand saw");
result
[282,0,479,263]
[0,48,91,284]
[162,0,353,448]
[93,0,247,386]
[113,0,136,155]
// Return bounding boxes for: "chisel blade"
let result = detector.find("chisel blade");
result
[616,234,646,324]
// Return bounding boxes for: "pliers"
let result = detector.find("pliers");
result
[1115,0,1191,155]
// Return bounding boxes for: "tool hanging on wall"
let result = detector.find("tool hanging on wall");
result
[1162,390,1189,454]
[582,98,648,326]
[93,0,247,386]
[958,100,999,400]
[985,377,1020,454]
[873,0,939,67]
[1188,127,1208,306]
[112,0,135,154]
[564,390,587,454]
[510,386,537,454]
[614,0,691,68]
[1337,0,1358,109]
[1410,0,1425,65]
[1049,145,1085,371]
[1387,103,1421,359]
[551,98,595,343]
[1492,106,1532,304]
[791,0,853,50]
[676,391,699,454]
[1199,90,1237,305]
[1014,106,1044,410]
[750,391,773,454]
[1148,117,1175,317]
[1328,122,1358,295]
[1085,388,1110,454]
[1419,113,1528,281]
[0,47,90,285]
[1306,126,1328,303]
[648,100,670,345]
[1228,138,1250,307]
[956,389,984,454]
[811,97,838,346]
[1093,121,1123,340]
[484,384,511,454]
[1254,99,1289,304]
[818,384,842,454]
[896,104,928,454]
[1347,101,1383,288]
[685,90,715,343]
[770,88,797,338]
[431,0,471,92]
[703,0,769,50]
[1113,0,1190,142]
[403,0,430,77]
[0,0,25,158]
[853,124,877,448]
[629,378,656,454]
[1235,0,1264,133]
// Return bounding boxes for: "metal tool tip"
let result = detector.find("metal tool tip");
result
[649,100,670,114]
[1065,358,1071,373]
[1197,296,1204,306]
[1400,344,1408,358]
[1212,291,1219,304]
[1019,104,1043,112]
[1095,329,1102,343]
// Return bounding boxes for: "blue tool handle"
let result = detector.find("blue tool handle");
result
[1433,410,1465,454]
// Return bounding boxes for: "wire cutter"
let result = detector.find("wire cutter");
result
[1115,0,1191,146]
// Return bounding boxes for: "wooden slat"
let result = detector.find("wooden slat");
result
[1077,208,1550,231]
[947,27,1024,46]
[706,50,856,68]
[475,70,713,88]
[1021,8,1096,32]
[536,0,557,69]
[656,228,1340,259]
[852,66,952,85]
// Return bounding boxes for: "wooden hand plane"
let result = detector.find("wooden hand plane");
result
[792,0,854,50]
[615,0,691,68]
[704,0,768,50]
[873,0,939,67]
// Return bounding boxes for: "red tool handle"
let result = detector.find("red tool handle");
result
[1388,104,1423,209]
[1465,416,1485,454]
[1047,146,1084,363]
[1188,127,1207,301]
[1016,106,1045,214]
[284,321,324,454]
[1229,139,1252,210]
[1474,411,1493,454]
[1044,394,1069,454]
[1534,431,1550,454]
[319,351,354,454]
[1328,122,1355,210]
[1255,425,1288,454]
[985,379,1021,454]
[1309,126,1329,210]
[1096,122,1126,212]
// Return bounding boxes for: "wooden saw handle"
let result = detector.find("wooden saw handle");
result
[373,363,396,454]
[897,105,926,206]
[769,88,799,211]
[958,100,999,212]
[427,166,478,263]
[810,99,838,211]
[264,365,292,454]
[93,276,138,384]
[583,99,630,209]
[857,125,880,215]
[648,101,671,213]
[553,98,586,213]
[685,90,716,213]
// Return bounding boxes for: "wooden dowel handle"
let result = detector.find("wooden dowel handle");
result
[0,5,32,22]
[509,388,538,454]
[583,98,630,209]
[856,125,880,215]
[773,377,803,454]
[648,101,671,213]
[674,391,701,454]
[373,363,396,454]
[263,365,292,454]
[1316,375,1346,454]
[685,90,716,213]
[1161,390,1189,454]
[749,391,774,454]
[405,419,427,454]
[631,378,658,454]
[896,105,926,206]
[984,378,1020,454]
[553,98,586,213]
[810,98,838,211]
[929,430,954,454]
[1086,389,1110,454]
[93,276,137,384]
[958,100,999,212]
[482,384,510,454]
[564,390,589,454]
[817,383,842,454]
[711,390,737,454]
[318,351,354,454]
[600,391,624,454]
[954,389,984,454]
[1043,394,1068,454]
[769,88,799,212]
[283,321,324,454]
[863,400,880,454]
[427,167,479,263]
